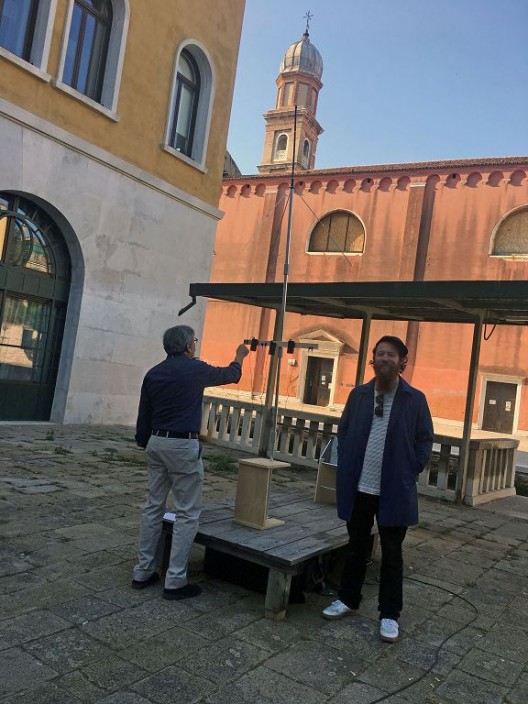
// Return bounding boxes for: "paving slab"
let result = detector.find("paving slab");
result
[63,652,149,695]
[1,681,83,703]
[357,656,429,698]
[24,628,116,673]
[94,694,152,704]
[234,618,301,653]
[0,647,59,695]
[205,665,328,704]
[457,647,523,686]
[435,669,508,704]
[265,639,367,695]
[1,610,71,648]
[177,636,270,686]
[130,666,216,704]
[180,598,262,641]
[50,594,123,624]
[121,626,209,672]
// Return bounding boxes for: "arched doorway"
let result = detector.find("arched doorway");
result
[0,193,71,420]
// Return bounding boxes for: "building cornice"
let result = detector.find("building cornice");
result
[224,155,528,182]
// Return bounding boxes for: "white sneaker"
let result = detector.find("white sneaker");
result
[321,599,356,620]
[379,618,399,642]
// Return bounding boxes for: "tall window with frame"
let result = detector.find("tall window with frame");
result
[275,133,288,161]
[0,0,39,61]
[63,0,113,103]
[0,193,71,420]
[169,49,201,158]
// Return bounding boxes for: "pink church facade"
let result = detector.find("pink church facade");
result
[201,30,528,434]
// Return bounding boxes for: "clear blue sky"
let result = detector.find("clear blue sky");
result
[227,1,528,175]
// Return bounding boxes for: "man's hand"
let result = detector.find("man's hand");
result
[235,343,249,364]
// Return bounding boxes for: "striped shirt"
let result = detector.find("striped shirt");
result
[357,384,397,495]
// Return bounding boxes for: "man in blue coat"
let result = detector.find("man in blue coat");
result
[322,335,433,642]
[132,325,248,600]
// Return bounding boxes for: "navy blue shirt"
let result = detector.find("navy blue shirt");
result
[135,354,242,447]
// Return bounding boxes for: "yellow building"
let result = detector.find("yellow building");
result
[0,0,245,422]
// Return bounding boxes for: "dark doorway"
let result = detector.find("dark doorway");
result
[303,357,333,406]
[0,193,71,420]
[482,381,517,434]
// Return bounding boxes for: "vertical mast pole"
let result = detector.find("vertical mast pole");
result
[269,105,298,459]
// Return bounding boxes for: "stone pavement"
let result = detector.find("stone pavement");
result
[1,424,528,704]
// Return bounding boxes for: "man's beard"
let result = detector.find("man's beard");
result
[374,361,399,388]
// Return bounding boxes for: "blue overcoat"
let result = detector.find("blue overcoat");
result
[336,377,433,527]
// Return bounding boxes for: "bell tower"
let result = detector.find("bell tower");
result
[259,17,324,175]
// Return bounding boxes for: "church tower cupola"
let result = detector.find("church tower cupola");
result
[259,15,324,175]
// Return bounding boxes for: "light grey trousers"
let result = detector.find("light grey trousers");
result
[133,435,203,589]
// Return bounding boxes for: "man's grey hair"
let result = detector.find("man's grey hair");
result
[163,325,195,355]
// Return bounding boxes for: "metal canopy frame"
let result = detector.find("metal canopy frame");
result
[188,280,528,326]
[186,279,528,504]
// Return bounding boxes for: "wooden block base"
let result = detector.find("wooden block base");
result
[233,516,285,530]
[233,457,290,531]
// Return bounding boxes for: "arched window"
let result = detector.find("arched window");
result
[0,193,71,420]
[165,42,215,167]
[169,49,200,157]
[275,133,288,161]
[491,207,528,256]
[62,0,112,102]
[308,210,365,254]
[57,0,129,113]
[302,139,310,167]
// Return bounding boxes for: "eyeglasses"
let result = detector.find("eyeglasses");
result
[374,393,384,417]
[193,337,198,343]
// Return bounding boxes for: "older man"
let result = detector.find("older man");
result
[322,335,433,642]
[132,325,248,600]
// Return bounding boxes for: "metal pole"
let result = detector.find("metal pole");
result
[259,308,282,456]
[268,105,298,460]
[457,315,483,504]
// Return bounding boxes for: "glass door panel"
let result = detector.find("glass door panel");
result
[0,295,50,382]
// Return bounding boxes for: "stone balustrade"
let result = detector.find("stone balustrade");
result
[202,395,518,505]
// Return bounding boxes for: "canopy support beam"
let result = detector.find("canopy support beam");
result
[457,315,483,504]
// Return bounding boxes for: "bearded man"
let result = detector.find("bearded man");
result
[322,336,433,643]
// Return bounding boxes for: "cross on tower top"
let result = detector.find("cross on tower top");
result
[303,10,313,34]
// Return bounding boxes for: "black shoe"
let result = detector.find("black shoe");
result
[131,573,160,590]
[163,583,202,600]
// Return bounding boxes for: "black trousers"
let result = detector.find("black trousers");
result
[338,491,407,620]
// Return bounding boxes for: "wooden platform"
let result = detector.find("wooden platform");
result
[160,486,351,620]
